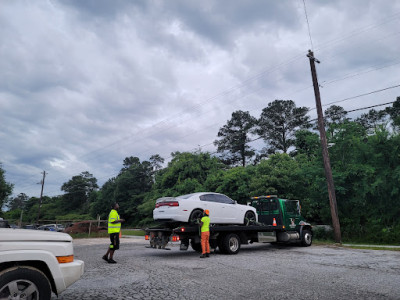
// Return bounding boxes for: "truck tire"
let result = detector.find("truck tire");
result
[244,211,256,225]
[301,229,312,247]
[222,233,241,255]
[189,209,203,224]
[190,240,202,253]
[0,266,52,300]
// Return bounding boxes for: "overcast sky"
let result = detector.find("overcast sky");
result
[1,0,400,198]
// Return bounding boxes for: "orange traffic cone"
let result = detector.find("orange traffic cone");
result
[119,230,122,238]
[272,218,277,226]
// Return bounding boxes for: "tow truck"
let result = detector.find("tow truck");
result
[145,195,313,254]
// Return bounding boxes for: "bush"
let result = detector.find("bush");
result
[313,225,334,241]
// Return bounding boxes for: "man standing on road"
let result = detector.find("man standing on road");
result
[102,203,124,264]
[199,209,210,258]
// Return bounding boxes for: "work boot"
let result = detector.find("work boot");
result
[206,253,210,257]
[108,258,117,264]
[200,254,206,258]
[102,255,108,262]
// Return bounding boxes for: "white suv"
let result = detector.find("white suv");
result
[153,192,258,225]
[0,228,84,299]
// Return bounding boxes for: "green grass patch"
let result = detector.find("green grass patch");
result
[67,229,145,239]
[121,229,146,236]
[344,245,400,251]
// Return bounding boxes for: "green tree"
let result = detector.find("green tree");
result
[250,153,304,199]
[149,154,164,173]
[257,100,310,154]
[324,105,349,139]
[90,179,116,219]
[61,171,98,213]
[355,108,387,133]
[0,163,13,212]
[7,193,28,211]
[205,166,255,204]
[385,96,400,131]
[292,130,320,158]
[214,110,257,167]
[156,152,224,195]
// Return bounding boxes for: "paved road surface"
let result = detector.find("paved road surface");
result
[55,237,400,300]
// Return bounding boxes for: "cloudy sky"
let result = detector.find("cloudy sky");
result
[1,0,399,198]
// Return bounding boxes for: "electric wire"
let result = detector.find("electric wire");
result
[6,10,400,196]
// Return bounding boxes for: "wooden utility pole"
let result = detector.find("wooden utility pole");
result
[307,50,342,244]
[36,171,47,224]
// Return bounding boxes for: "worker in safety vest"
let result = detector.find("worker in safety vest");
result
[199,209,210,258]
[102,203,124,264]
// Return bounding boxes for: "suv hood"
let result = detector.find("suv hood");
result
[0,228,72,242]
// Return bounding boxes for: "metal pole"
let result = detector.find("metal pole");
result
[36,171,46,225]
[307,50,342,244]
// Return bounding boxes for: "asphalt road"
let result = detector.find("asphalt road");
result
[55,237,400,300]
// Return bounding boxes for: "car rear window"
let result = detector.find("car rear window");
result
[177,193,197,199]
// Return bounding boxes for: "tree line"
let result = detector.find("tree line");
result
[1,98,400,243]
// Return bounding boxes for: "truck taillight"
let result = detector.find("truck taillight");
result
[171,235,180,242]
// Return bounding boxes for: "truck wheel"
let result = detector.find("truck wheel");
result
[0,266,52,300]
[244,211,256,225]
[190,240,202,252]
[189,209,203,224]
[222,233,241,255]
[301,229,312,247]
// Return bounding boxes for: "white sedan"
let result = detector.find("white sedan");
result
[153,192,257,225]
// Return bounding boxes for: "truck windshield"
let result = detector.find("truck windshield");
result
[284,200,300,215]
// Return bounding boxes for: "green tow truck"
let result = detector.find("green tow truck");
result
[145,195,313,255]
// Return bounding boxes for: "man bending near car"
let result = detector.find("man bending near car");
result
[103,203,124,264]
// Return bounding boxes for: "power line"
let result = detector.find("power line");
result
[323,84,400,107]
[302,0,314,51]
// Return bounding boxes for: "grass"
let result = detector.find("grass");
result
[68,228,146,239]
[121,229,146,236]
[344,245,400,251]
[313,239,400,251]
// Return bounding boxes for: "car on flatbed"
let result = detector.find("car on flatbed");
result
[153,192,258,225]
[147,195,312,254]
[0,228,84,299]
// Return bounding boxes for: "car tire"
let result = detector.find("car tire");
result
[0,266,52,300]
[222,233,241,255]
[301,229,313,247]
[189,209,203,224]
[244,211,256,225]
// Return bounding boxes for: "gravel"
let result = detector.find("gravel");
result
[54,237,400,300]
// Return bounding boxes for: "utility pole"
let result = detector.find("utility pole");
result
[307,50,342,244]
[37,171,47,225]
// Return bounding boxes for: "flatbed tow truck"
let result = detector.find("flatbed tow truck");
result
[145,195,313,254]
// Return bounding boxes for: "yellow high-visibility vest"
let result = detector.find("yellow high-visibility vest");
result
[200,216,210,232]
[108,209,121,234]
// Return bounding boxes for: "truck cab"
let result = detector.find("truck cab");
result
[250,195,312,246]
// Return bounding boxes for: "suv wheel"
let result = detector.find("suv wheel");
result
[0,266,52,300]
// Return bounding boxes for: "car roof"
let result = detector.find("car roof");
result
[156,192,228,202]
[176,192,223,199]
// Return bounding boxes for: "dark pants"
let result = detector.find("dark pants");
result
[109,232,120,250]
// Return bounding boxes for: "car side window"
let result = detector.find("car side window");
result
[200,194,217,202]
[215,194,235,204]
